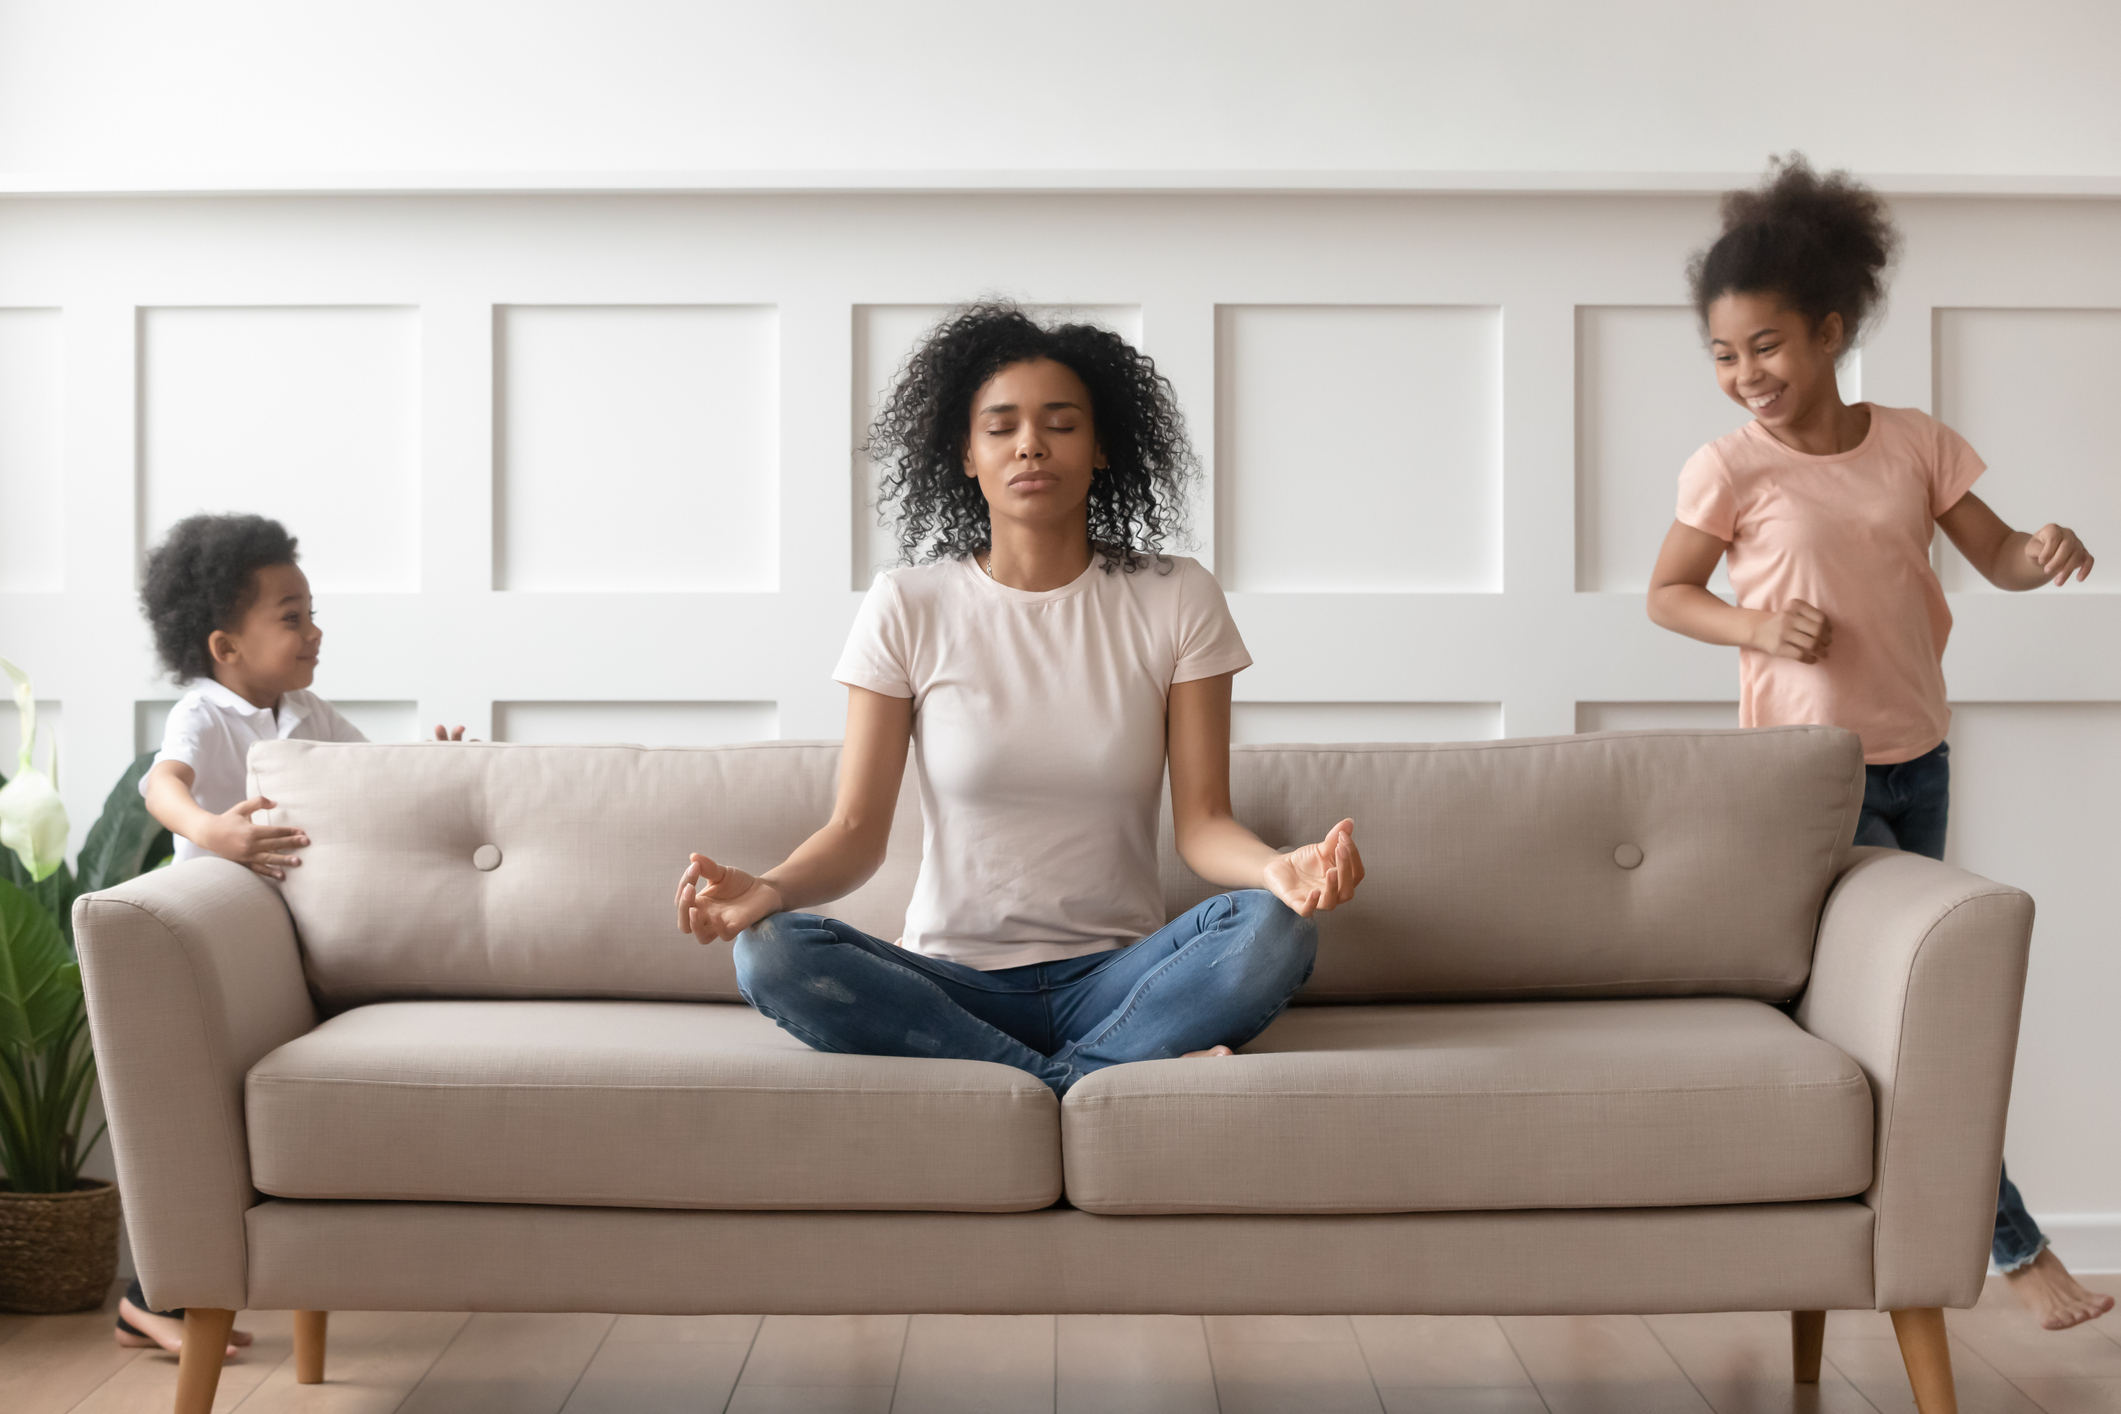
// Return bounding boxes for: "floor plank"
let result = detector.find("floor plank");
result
[2007,1377,2121,1413]
[226,1310,471,1414]
[735,1315,906,1389]
[1350,1315,1537,1389]
[1206,1318,1384,1414]
[393,1312,615,1414]
[0,1303,144,1414]
[724,1388,895,1413]
[559,1339,754,1414]
[1949,1295,2121,1380]
[68,1310,292,1414]
[1497,1314,1714,1414]
[1823,1332,2045,1414]
[888,1314,1053,1414]
[1056,1315,1218,1414]
[1644,1311,1881,1414]
[1376,1391,1551,1414]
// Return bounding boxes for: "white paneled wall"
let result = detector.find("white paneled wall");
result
[0,191,2117,1253]
[1933,308,2121,594]
[0,308,64,592]
[1216,304,1502,594]
[494,700,778,747]
[498,304,779,593]
[1232,702,1502,745]
[138,307,423,593]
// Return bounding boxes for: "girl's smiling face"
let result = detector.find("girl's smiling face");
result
[1706,291,1847,430]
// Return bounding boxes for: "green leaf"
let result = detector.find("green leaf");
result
[0,878,77,1053]
[77,751,176,896]
[0,844,76,953]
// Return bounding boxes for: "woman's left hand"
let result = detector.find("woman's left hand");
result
[1263,818,1364,917]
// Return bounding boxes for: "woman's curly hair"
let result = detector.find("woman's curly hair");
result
[141,513,300,683]
[866,302,1198,573]
[1689,153,1901,355]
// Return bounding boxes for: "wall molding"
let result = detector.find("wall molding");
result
[6,170,2121,200]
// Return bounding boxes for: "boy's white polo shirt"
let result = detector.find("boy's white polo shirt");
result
[142,679,367,863]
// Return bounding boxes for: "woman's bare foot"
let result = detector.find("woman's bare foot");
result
[114,1298,251,1358]
[2004,1248,2116,1330]
[1183,1045,1234,1058]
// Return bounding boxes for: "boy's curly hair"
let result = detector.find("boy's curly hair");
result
[1689,153,1902,356]
[141,514,300,683]
[865,301,1198,573]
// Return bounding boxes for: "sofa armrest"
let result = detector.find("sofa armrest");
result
[1795,846,2033,1310]
[75,858,318,1311]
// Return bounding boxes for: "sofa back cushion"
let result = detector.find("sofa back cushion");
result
[255,740,918,1007]
[1161,727,1862,1001]
[258,725,1859,1008]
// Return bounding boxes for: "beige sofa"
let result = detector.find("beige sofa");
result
[76,726,2031,1414]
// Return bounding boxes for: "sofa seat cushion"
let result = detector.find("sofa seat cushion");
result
[1061,998,1873,1215]
[247,1001,1060,1212]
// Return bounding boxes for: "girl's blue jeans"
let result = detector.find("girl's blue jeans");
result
[1857,740,2047,1272]
[733,890,1318,1098]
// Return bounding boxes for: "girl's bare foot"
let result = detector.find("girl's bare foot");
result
[2004,1248,2115,1330]
[114,1297,252,1358]
[1183,1045,1234,1058]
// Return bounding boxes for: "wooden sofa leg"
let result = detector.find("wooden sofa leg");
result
[1792,1309,1825,1382]
[295,1309,329,1384]
[1890,1308,1958,1414]
[174,1308,236,1414]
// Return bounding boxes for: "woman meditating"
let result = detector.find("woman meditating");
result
[675,302,1363,1095]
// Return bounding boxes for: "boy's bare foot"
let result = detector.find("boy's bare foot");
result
[2004,1248,2115,1330]
[114,1297,253,1358]
[1183,1045,1234,1059]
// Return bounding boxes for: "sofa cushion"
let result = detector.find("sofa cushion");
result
[1061,998,1873,1215]
[1161,728,1864,1001]
[251,740,921,1007]
[247,1001,1060,1212]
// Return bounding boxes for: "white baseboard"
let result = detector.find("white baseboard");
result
[2031,1214,2121,1274]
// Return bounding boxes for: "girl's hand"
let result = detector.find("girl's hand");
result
[676,852,784,944]
[433,725,473,741]
[199,796,309,880]
[1263,819,1364,918]
[2024,524,2094,586]
[1749,600,1832,663]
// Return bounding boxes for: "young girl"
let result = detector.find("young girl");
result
[676,302,1362,1095]
[126,513,463,1355]
[1648,156,2107,1331]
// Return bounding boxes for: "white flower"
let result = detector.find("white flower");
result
[0,657,69,882]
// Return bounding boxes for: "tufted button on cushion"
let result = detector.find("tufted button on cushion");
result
[472,844,503,872]
[1613,843,1644,870]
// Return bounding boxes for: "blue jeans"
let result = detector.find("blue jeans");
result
[1853,740,2047,1271]
[733,890,1317,1097]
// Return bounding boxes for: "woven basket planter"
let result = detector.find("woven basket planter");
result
[0,1179,121,1313]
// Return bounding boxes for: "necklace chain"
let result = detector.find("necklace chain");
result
[981,550,997,580]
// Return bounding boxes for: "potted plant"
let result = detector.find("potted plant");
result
[0,658,174,1312]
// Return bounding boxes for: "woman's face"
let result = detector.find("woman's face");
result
[1706,290,1846,430]
[963,358,1106,530]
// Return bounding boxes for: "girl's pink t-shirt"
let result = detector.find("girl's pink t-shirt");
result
[1675,403,1986,765]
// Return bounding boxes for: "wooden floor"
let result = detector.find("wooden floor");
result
[3,1276,2117,1413]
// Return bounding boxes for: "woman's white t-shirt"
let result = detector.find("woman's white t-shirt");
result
[834,552,1252,970]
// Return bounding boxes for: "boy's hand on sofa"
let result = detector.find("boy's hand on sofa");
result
[432,725,475,741]
[200,795,310,880]
[1263,818,1364,918]
[676,852,784,944]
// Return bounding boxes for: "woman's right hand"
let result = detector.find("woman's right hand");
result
[1748,599,1832,663]
[675,852,784,944]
